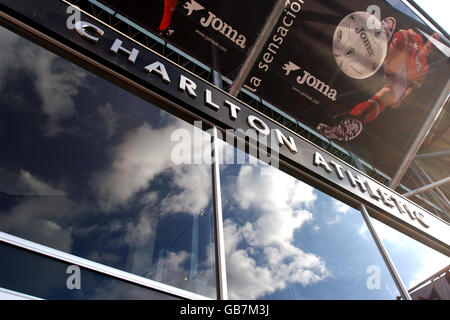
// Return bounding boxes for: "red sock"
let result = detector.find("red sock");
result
[159,0,179,31]
[349,96,385,124]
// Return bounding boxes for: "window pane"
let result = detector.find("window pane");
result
[0,243,179,300]
[0,26,216,298]
[219,143,400,299]
[371,219,450,297]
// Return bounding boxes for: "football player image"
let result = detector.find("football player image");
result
[318,17,440,142]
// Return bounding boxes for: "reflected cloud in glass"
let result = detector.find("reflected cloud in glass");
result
[219,141,400,299]
[0,26,216,298]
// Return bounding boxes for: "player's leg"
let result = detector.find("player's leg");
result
[317,85,397,141]
[159,0,179,32]
[349,86,396,124]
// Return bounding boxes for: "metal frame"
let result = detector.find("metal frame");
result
[408,264,450,294]
[0,232,210,300]
[403,177,450,198]
[211,125,229,300]
[359,205,412,300]
[0,287,43,300]
[410,167,450,220]
[414,162,450,212]
[229,0,287,97]
[211,70,229,300]
[415,150,450,160]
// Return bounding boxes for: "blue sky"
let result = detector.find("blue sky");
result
[416,0,450,33]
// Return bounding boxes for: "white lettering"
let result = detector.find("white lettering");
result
[109,39,139,63]
[346,170,367,193]
[313,152,332,173]
[144,61,171,83]
[247,115,270,136]
[275,129,298,154]
[377,189,395,208]
[329,160,344,179]
[296,69,338,101]
[224,100,241,120]
[179,75,198,97]
[199,11,246,48]
[74,21,104,43]
[204,89,220,110]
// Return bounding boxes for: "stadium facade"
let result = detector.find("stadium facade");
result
[0,0,448,300]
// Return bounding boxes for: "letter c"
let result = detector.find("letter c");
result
[74,21,104,43]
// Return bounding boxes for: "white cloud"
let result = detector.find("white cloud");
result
[224,165,329,299]
[91,248,216,299]
[159,164,212,216]
[91,120,212,214]
[0,197,76,252]
[0,27,87,135]
[0,27,22,89]
[91,122,176,211]
[123,212,157,246]
[18,169,66,196]
[87,250,120,265]
[31,51,86,133]
[98,102,119,139]
[139,191,159,205]
[359,219,404,244]
[143,247,216,298]
[358,222,369,239]
[0,169,76,252]
[234,164,316,213]
[327,199,352,225]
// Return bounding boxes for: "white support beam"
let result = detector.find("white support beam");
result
[359,204,412,300]
[415,150,450,160]
[229,0,287,97]
[403,176,450,198]
[414,162,450,211]
[410,167,450,221]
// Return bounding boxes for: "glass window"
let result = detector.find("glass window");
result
[0,26,216,298]
[0,243,180,300]
[370,219,450,297]
[218,143,400,299]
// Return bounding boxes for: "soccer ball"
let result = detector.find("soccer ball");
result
[333,11,388,79]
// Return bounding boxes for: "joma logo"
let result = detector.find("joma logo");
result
[283,61,338,101]
[355,27,375,57]
[183,0,247,49]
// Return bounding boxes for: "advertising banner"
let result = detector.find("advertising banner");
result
[99,0,450,180]
[243,0,449,177]
[99,0,276,77]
